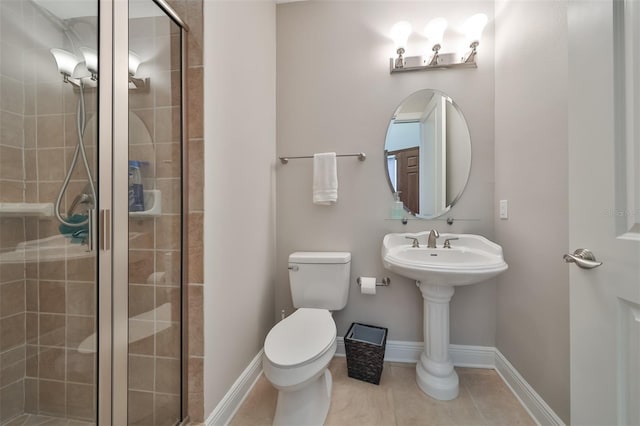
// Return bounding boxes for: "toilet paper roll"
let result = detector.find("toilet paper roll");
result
[360,277,377,295]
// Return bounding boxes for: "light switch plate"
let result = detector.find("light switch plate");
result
[499,200,509,219]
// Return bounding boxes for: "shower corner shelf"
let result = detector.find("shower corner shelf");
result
[129,189,162,218]
[0,202,54,218]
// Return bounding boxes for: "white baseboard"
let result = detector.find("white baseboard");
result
[208,342,564,426]
[494,350,565,426]
[206,350,264,426]
[336,338,495,368]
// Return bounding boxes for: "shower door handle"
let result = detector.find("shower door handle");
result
[100,209,111,251]
[87,208,96,252]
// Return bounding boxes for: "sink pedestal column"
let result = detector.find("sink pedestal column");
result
[416,282,458,400]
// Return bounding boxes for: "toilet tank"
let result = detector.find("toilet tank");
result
[288,252,351,310]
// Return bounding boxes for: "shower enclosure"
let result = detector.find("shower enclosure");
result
[0,0,188,424]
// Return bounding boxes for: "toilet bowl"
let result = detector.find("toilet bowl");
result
[263,308,337,425]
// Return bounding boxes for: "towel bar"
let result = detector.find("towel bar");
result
[279,152,366,164]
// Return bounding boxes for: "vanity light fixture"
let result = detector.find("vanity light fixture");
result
[50,48,90,86]
[461,13,488,63]
[80,47,98,81]
[390,21,412,69]
[424,18,447,66]
[389,13,488,73]
[128,50,150,91]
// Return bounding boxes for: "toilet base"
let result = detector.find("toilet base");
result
[273,369,333,426]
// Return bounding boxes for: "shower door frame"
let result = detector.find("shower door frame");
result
[98,1,190,424]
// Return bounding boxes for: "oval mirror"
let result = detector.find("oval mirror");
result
[384,89,471,219]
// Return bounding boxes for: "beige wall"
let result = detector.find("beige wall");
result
[494,0,570,423]
[276,1,497,344]
[202,0,277,418]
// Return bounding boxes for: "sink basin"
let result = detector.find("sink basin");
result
[382,232,508,286]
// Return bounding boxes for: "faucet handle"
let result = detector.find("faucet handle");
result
[443,237,459,249]
[405,236,420,248]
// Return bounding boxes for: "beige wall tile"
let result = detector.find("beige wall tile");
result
[0,263,26,284]
[156,286,180,322]
[155,357,180,394]
[0,111,24,148]
[67,282,95,316]
[0,281,25,318]
[0,380,24,422]
[0,180,23,202]
[0,313,25,350]
[36,115,64,148]
[155,322,180,359]
[0,346,26,387]
[188,284,203,357]
[128,355,154,392]
[66,383,95,421]
[129,250,155,285]
[38,313,65,347]
[67,350,95,384]
[35,82,63,115]
[129,284,155,318]
[38,281,66,314]
[187,139,203,212]
[128,390,154,426]
[186,67,203,139]
[0,146,24,180]
[156,214,181,249]
[66,315,95,349]
[38,346,65,381]
[154,393,181,426]
[66,258,95,282]
[38,379,66,417]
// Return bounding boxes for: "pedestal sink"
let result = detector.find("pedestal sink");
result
[382,231,508,401]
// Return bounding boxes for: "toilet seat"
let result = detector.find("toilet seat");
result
[264,308,336,368]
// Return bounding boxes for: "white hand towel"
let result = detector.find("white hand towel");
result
[313,152,338,205]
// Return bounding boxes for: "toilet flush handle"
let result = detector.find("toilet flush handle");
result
[288,265,299,271]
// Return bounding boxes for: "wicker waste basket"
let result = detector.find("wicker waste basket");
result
[344,322,388,385]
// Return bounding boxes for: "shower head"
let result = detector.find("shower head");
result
[50,48,90,84]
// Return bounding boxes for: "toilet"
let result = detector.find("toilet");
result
[263,252,351,426]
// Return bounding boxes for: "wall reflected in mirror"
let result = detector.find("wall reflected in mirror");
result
[385,89,472,219]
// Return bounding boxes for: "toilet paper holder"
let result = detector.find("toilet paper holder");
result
[356,277,391,287]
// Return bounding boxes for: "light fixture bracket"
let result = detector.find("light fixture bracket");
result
[390,51,477,73]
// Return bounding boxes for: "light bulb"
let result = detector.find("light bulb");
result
[80,47,98,75]
[50,48,82,77]
[464,13,488,46]
[424,18,447,49]
[128,51,142,76]
[390,21,412,52]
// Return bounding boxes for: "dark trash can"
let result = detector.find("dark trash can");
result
[344,322,388,385]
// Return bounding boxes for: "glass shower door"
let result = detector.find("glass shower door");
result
[0,0,99,423]
[126,1,185,424]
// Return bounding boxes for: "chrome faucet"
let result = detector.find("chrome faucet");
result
[427,229,439,248]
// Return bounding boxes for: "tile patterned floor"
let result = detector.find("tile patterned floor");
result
[1,415,93,426]
[230,358,536,426]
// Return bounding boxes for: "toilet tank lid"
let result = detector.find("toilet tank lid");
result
[289,252,351,264]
